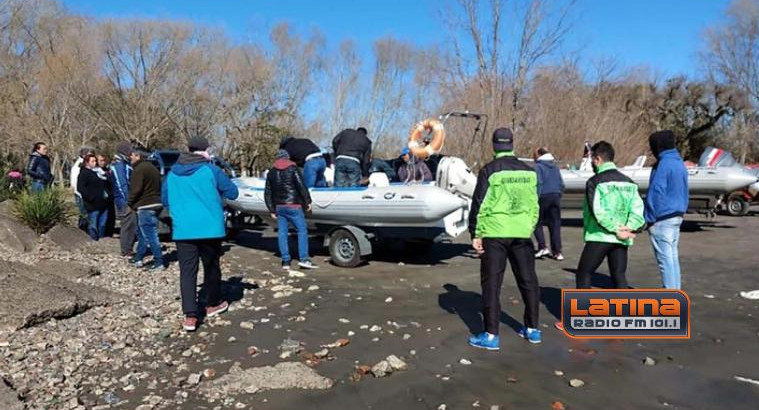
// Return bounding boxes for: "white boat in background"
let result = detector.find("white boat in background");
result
[560,149,758,196]
[561,165,758,195]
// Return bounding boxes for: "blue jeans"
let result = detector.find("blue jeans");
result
[303,157,327,188]
[86,209,108,240]
[334,158,362,187]
[276,206,309,262]
[30,179,46,193]
[649,216,683,289]
[136,209,164,266]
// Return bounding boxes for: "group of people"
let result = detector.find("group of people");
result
[265,127,437,272]
[19,137,240,333]
[467,128,688,350]
[16,126,689,339]
[83,136,240,332]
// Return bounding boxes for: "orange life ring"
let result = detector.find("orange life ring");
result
[407,118,445,159]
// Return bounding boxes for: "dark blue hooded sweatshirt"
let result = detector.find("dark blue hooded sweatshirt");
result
[162,153,239,240]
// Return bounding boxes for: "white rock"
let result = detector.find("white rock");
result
[239,321,255,330]
[288,270,305,278]
[307,285,320,291]
[385,297,393,303]
[403,333,411,340]
[187,373,201,386]
[386,355,407,371]
[369,325,382,332]
[569,378,585,388]
[459,358,472,365]
[338,318,350,324]
[371,360,393,377]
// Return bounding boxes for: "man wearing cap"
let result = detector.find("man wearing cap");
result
[112,141,137,257]
[265,149,318,270]
[162,136,239,332]
[128,148,164,270]
[468,128,541,350]
[279,136,326,188]
[332,127,372,187]
[397,147,433,183]
[645,130,688,289]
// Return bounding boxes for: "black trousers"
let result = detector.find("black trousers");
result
[481,238,540,334]
[576,242,629,289]
[177,239,223,318]
[534,194,562,253]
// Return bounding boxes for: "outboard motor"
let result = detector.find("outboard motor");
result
[436,156,477,198]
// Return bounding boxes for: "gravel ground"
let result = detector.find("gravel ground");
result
[1,210,759,409]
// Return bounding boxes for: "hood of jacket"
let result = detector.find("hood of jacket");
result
[172,152,209,176]
[273,158,296,170]
[29,151,47,160]
[536,153,555,162]
[649,131,676,159]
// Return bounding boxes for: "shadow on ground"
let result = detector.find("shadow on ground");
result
[438,283,523,335]
[230,228,475,266]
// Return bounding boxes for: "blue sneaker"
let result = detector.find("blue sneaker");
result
[518,327,542,344]
[468,332,500,350]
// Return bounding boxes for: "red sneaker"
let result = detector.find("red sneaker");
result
[183,317,198,332]
[205,301,229,318]
[554,321,564,331]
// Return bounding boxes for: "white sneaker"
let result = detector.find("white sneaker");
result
[553,253,565,261]
[298,259,319,269]
[534,248,551,258]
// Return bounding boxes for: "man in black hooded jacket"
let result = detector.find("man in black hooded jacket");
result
[279,136,326,187]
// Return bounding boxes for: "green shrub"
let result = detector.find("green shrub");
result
[12,187,75,234]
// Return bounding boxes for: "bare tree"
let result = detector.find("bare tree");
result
[703,0,759,162]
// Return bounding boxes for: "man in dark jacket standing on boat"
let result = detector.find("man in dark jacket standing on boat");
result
[468,128,541,350]
[533,147,565,261]
[280,136,326,188]
[265,149,318,270]
[163,136,239,332]
[645,130,688,290]
[332,127,371,187]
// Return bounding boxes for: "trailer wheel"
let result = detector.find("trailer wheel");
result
[329,228,364,268]
[726,194,750,216]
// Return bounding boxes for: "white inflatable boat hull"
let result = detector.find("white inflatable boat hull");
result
[561,166,757,195]
[227,178,470,228]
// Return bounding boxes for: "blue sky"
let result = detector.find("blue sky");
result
[62,0,731,78]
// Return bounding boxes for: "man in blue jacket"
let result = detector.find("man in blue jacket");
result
[111,141,137,257]
[645,130,688,289]
[533,147,565,261]
[163,136,239,332]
